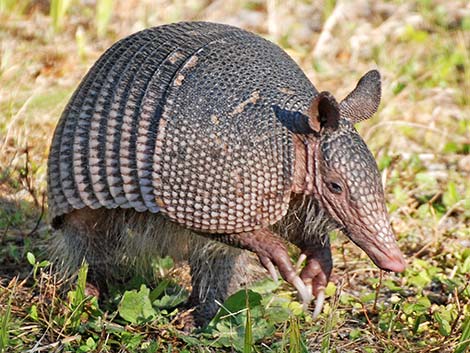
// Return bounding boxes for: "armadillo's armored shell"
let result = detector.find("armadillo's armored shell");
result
[47,21,316,233]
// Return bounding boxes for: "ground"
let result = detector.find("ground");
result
[0,0,469,352]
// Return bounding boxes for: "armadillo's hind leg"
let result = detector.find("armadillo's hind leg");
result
[186,237,262,328]
[213,229,313,305]
[51,208,126,292]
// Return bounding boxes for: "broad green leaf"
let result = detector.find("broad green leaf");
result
[400,24,429,43]
[38,260,50,267]
[459,255,470,274]
[407,271,432,288]
[265,297,292,323]
[211,289,262,325]
[324,282,336,297]
[288,301,304,316]
[434,312,451,336]
[403,296,431,315]
[213,320,245,351]
[26,252,35,266]
[118,285,157,324]
[360,292,376,304]
[121,331,143,350]
[249,278,280,294]
[29,305,38,321]
[383,279,402,292]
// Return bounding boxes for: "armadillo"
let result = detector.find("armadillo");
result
[47,21,405,326]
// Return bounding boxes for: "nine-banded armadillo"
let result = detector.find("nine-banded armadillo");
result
[47,21,405,327]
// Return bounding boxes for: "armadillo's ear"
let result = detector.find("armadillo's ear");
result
[340,70,381,124]
[307,91,340,133]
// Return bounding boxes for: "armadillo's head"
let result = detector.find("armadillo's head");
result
[306,70,405,273]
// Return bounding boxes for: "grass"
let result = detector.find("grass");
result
[0,0,469,352]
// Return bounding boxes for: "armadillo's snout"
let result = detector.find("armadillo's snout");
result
[385,251,406,273]
[346,224,406,273]
[371,224,406,273]
[371,237,406,273]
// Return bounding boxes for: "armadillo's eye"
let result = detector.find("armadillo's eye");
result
[328,181,343,194]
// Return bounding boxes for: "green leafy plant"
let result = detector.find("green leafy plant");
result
[288,317,307,353]
[118,285,157,324]
[26,251,50,281]
[0,287,13,353]
[66,262,93,330]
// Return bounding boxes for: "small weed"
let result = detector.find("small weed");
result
[0,285,13,353]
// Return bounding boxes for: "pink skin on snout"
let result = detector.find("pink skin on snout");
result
[346,225,406,273]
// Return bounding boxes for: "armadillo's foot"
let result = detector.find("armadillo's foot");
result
[258,255,311,303]
[297,243,333,317]
[213,229,311,305]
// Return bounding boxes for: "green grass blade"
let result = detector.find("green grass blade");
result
[455,316,470,353]
[75,261,88,305]
[96,0,113,38]
[67,262,88,329]
[0,0,29,15]
[50,0,73,32]
[0,0,15,13]
[0,285,14,353]
[244,289,252,353]
[289,317,306,353]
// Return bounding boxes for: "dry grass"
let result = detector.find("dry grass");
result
[0,0,469,352]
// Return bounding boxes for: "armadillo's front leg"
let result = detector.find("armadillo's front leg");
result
[296,236,332,317]
[213,229,311,304]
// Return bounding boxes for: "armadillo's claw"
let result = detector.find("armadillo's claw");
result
[248,230,313,306]
[292,276,313,306]
[301,278,313,311]
[305,283,313,300]
[258,253,310,305]
[260,257,279,282]
[312,289,325,319]
[296,241,332,318]
[296,253,307,272]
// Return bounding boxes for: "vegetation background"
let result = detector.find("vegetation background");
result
[0,0,469,352]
